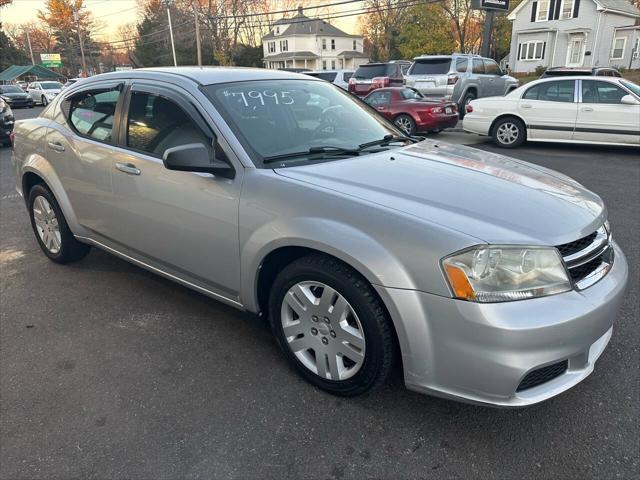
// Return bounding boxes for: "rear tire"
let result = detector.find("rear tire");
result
[268,254,395,396]
[491,116,526,148]
[459,91,476,119]
[27,184,90,263]
[394,114,416,136]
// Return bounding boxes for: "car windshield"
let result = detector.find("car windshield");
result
[409,59,451,75]
[353,64,393,79]
[620,80,640,97]
[204,79,401,166]
[1,85,23,93]
[400,88,423,100]
[41,82,62,89]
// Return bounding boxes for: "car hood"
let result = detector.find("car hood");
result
[43,89,62,95]
[274,140,605,246]
[1,92,29,99]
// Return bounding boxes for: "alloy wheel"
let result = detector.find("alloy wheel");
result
[395,117,412,135]
[32,195,61,254]
[280,281,366,381]
[496,122,520,145]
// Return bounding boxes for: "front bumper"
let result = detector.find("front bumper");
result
[375,241,628,407]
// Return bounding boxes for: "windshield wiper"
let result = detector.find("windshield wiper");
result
[357,134,418,151]
[263,146,360,164]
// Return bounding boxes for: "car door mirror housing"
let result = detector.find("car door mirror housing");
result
[162,143,235,179]
[620,94,640,106]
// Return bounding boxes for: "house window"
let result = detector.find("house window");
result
[518,41,545,60]
[280,40,288,52]
[331,60,336,69]
[268,42,275,53]
[353,40,357,50]
[560,0,574,19]
[611,37,626,59]
[322,60,327,70]
[322,38,327,50]
[331,39,335,50]
[536,0,550,21]
[276,27,280,34]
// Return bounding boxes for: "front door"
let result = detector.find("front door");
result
[567,37,585,67]
[106,83,243,300]
[574,79,640,145]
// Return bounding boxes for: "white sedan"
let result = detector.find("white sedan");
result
[26,81,63,106]
[463,76,640,148]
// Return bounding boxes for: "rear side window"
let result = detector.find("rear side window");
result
[126,91,211,157]
[314,72,337,82]
[472,59,485,74]
[455,58,468,73]
[67,87,121,142]
[523,80,575,102]
[409,58,451,75]
[343,72,353,82]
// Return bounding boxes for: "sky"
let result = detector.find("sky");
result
[0,0,361,42]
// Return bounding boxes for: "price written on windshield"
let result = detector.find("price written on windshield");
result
[222,89,295,107]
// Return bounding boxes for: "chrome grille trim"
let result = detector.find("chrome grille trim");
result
[557,224,613,291]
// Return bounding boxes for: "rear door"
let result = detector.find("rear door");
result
[574,79,640,144]
[518,80,578,140]
[45,81,124,234]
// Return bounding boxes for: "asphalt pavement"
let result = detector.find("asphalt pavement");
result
[1,107,638,479]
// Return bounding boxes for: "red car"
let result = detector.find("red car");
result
[363,87,459,135]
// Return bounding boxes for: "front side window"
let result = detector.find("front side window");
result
[400,88,423,100]
[126,91,211,157]
[523,80,575,102]
[611,38,626,59]
[582,80,628,104]
[343,72,353,82]
[204,80,399,166]
[620,80,640,97]
[366,91,391,106]
[537,0,550,21]
[483,59,500,75]
[67,87,121,142]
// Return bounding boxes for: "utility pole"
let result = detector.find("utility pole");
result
[193,1,202,66]
[25,28,35,65]
[73,7,87,76]
[481,10,496,58]
[163,0,178,67]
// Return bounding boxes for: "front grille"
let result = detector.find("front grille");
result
[517,360,568,392]
[556,231,597,257]
[568,253,607,282]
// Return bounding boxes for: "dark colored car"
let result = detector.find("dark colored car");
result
[363,87,458,135]
[0,84,34,108]
[348,63,405,97]
[540,67,622,78]
[0,99,15,146]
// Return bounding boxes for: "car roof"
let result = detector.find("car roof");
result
[529,76,626,85]
[70,67,317,87]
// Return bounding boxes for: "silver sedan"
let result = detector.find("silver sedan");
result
[11,68,628,406]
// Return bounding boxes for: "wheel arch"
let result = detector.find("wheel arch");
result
[489,113,528,138]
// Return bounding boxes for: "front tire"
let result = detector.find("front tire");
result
[268,254,395,396]
[41,95,48,106]
[394,114,416,136]
[27,184,90,263]
[492,116,526,148]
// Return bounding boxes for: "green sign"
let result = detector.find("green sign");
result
[40,53,62,68]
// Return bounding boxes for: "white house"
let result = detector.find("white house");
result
[507,0,640,73]
[262,6,369,70]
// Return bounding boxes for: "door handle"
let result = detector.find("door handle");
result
[521,104,532,109]
[581,107,594,112]
[115,162,141,175]
[47,141,65,152]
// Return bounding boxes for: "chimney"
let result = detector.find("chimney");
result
[297,5,303,15]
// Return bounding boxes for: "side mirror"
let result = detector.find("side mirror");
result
[162,143,235,179]
[620,94,640,106]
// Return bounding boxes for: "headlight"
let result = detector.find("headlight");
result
[0,100,7,113]
[45,92,56,98]
[0,95,9,101]
[442,246,571,302]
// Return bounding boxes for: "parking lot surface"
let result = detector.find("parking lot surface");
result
[1,107,638,479]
